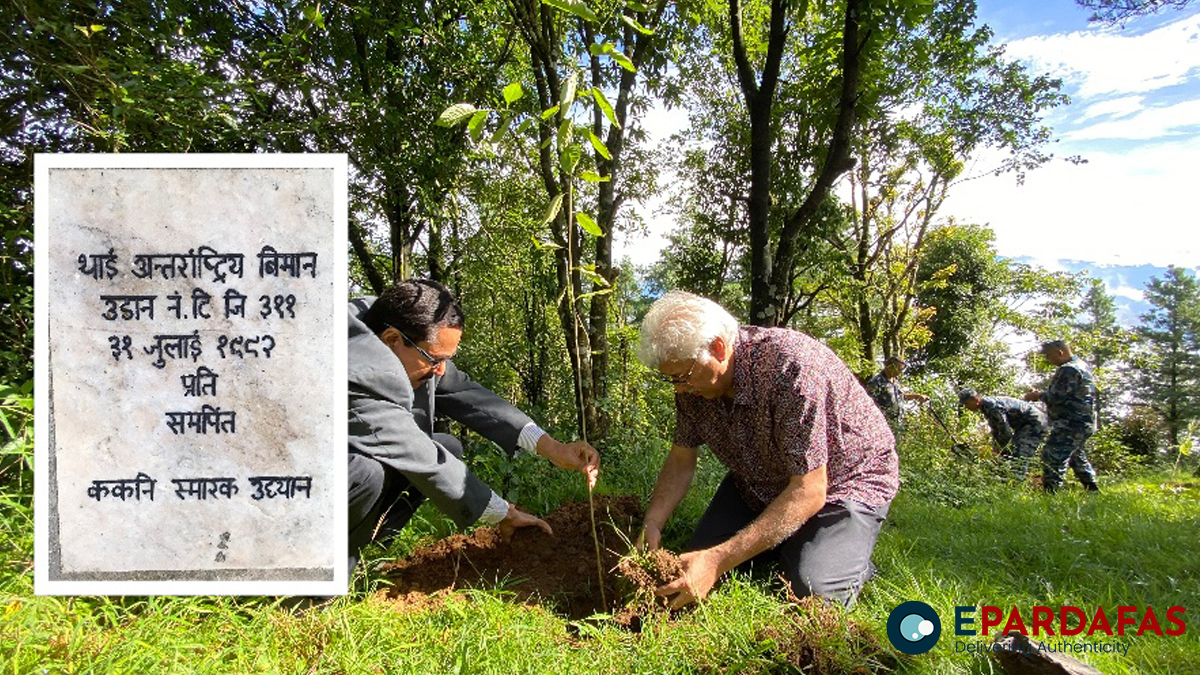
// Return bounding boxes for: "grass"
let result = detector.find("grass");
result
[3,425,1199,673]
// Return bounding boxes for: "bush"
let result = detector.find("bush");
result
[1114,405,1166,456]
[1087,424,1152,476]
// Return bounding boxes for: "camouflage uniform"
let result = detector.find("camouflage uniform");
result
[1039,356,1099,490]
[978,396,1048,480]
[865,372,903,432]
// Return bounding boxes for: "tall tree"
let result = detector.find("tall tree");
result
[727,0,868,326]
[1072,278,1134,426]
[1135,266,1200,449]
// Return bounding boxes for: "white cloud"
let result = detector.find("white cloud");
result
[942,133,1200,268]
[1065,98,1200,140]
[1111,285,1145,302]
[1003,12,1200,98]
[1078,95,1145,121]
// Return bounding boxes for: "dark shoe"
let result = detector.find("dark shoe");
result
[1082,481,1100,492]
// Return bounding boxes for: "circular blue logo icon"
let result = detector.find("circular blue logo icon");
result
[886,601,941,655]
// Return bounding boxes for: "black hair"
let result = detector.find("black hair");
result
[362,279,465,343]
[1041,339,1069,352]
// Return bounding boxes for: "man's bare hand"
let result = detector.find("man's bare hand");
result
[1024,388,1042,402]
[656,548,723,609]
[496,505,552,543]
[538,437,600,489]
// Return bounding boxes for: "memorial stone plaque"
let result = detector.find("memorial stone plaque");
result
[35,155,347,595]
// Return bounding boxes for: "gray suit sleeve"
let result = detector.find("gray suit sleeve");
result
[349,382,492,529]
[434,361,535,456]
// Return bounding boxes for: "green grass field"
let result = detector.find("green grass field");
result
[3,434,1198,673]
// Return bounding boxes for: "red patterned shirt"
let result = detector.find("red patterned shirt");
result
[674,327,899,510]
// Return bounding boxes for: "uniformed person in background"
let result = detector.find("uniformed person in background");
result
[959,388,1049,481]
[1024,340,1100,493]
[865,356,928,435]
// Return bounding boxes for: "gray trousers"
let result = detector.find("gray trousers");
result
[687,474,889,607]
[1001,426,1048,480]
[347,433,464,558]
[1041,422,1097,489]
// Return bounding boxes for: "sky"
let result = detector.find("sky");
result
[615,0,1200,312]
[944,0,1200,272]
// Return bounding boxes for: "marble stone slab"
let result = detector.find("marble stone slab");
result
[35,155,347,595]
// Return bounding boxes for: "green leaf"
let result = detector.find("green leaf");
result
[609,49,636,72]
[559,72,578,111]
[557,118,573,148]
[531,235,562,251]
[579,171,610,183]
[541,0,599,22]
[490,114,512,143]
[302,7,325,30]
[620,15,654,35]
[560,145,582,176]
[436,103,478,127]
[588,43,613,57]
[541,194,564,225]
[517,118,534,134]
[468,110,489,142]
[576,264,609,286]
[577,289,614,302]
[588,131,612,160]
[576,213,603,237]
[541,105,560,120]
[592,89,620,129]
[503,82,524,105]
[627,1,652,11]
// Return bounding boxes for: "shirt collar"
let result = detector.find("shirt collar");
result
[731,327,753,406]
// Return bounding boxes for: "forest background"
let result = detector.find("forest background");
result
[1,0,1199,672]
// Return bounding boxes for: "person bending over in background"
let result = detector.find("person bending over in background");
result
[636,290,898,608]
[347,279,600,569]
[959,388,1049,481]
[865,356,928,436]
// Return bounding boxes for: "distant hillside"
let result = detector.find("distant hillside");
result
[1011,258,1200,327]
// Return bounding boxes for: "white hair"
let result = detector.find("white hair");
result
[637,290,739,367]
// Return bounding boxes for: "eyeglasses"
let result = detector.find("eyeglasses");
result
[657,359,697,385]
[382,323,453,367]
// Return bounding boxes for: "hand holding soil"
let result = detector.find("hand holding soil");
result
[656,548,723,609]
[497,504,552,542]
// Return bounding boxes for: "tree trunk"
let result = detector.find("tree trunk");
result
[348,216,386,295]
[766,0,865,325]
[732,0,787,327]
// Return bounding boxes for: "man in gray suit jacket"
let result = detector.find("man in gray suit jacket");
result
[348,280,600,566]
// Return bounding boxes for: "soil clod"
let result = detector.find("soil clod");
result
[382,496,670,621]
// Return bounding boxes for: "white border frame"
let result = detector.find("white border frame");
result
[34,153,348,596]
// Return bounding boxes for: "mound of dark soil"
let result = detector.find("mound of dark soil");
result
[381,495,663,620]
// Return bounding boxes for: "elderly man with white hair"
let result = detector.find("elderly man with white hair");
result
[637,291,898,608]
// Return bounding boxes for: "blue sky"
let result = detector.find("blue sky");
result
[942,0,1200,275]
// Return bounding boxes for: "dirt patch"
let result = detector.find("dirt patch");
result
[381,496,663,620]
